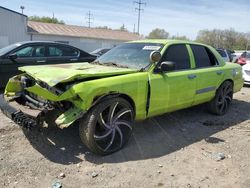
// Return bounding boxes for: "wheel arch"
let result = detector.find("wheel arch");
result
[220,79,234,88]
[90,92,136,115]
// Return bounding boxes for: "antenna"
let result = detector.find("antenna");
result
[134,0,146,34]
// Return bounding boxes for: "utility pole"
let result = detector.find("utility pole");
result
[86,11,93,28]
[20,6,25,14]
[134,0,146,34]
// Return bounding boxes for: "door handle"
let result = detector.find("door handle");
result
[188,74,197,79]
[216,70,223,75]
[36,60,46,63]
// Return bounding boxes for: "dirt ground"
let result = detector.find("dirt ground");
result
[0,87,250,188]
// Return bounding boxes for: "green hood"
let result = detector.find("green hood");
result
[19,63,137,87]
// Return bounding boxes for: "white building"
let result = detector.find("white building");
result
[0,6,141,52]
[0,6,29,48]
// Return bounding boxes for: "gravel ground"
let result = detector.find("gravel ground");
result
[0,87,250,188]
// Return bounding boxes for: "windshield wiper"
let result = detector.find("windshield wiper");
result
[104,62,129,68]
[90,60,129,68]
[139,63,152,72]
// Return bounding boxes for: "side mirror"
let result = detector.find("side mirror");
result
[160,61,175,72]
[149,51,161,64]
[8,54,18,60]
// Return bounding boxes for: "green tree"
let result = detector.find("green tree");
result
[196,28,249,50]
[170,35,189,41]
[146,28,169,39]
[29,16,65,24]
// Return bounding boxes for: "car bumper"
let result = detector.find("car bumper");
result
[242,64,250,84]
[0,94,39,128]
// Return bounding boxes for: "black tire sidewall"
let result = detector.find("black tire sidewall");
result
[79,97,134,155]
[208,81,233,115]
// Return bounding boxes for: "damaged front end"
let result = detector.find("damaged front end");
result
[0,74,85,129]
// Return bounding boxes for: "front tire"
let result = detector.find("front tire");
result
[79,97,134,155]
[208,81,233,115]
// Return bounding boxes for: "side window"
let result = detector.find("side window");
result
[49,46,63,56]
[161,44,190,70]
[48,46,79,57]
[15,46,45,57]
[34,46,45,57]
[191,45,218,68]
[217,49,226,57]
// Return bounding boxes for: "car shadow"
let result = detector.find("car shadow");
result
[22,99,250,165]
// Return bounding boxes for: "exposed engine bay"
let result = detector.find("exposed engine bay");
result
[1,75,83,129]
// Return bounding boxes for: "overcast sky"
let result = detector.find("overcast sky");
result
[1,0,249,39]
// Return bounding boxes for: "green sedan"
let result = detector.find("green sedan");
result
[0,40,243,155]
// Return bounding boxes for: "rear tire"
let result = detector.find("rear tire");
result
[208,81,233,115]
[79,97,134,155]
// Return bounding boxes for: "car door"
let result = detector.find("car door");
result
[0,44,46,87]
[46,44,80,64]
[189,44,223,105]
[148,44,197,117]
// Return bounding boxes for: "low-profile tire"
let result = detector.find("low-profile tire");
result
[208,81,233,115]
[79,97,134,155]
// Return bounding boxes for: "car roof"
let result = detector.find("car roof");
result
[128,39,211,47]
[16,41,66,45]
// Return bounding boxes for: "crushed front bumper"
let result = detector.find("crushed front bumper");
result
[0,94,39,128]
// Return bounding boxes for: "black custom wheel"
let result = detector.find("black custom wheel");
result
[208,81,233,115]
[79,97,134,155]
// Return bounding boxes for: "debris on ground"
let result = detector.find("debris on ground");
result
[91,172,98,178]
[52,180,62,188]
[212,152,226,161]
[59,173,65,179]
[204,137,225,144]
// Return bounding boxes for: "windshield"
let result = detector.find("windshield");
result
[96,43,163,69]
[0,43,22,56]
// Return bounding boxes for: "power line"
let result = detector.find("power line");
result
[134,0,146,34]
[86,11,93,28]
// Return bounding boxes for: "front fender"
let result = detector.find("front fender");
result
[69,72,149,120]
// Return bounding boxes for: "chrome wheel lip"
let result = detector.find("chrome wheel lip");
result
[93,101,133,153]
